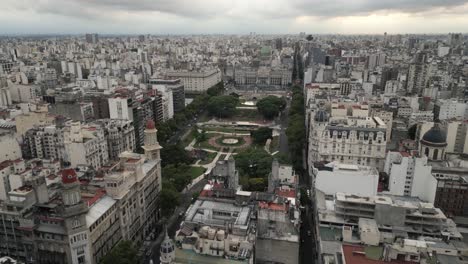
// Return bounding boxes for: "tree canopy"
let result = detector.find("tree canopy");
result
[160,163,197,217]
[162,164,194,192]
[256,96,287,119]
[207,82,224,96]
[251,127,273,145]
[160,180,181,217]
[235,147,273,191]
[207,95,239,118]
[161,143,193,167]
[100,241,138,264]
[286,86,306,172]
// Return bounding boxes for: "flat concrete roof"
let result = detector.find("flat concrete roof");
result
[175,249,248,264]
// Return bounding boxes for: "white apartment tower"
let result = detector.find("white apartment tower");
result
[384,152,437,203]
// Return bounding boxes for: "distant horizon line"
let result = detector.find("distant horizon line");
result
[0,32,466,37]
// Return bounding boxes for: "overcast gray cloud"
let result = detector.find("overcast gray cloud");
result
[1,0,468,34]
[294,0,468,17]
[8,0,468,19]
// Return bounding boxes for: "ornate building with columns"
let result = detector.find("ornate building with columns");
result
[308,109,388,174]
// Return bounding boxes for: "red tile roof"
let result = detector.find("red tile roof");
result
[342,245,415,264]
[85,189,106,207]
[0,160,12,171]
[275,188,296,198]
[400,151,411,157]
[258,201,287,211]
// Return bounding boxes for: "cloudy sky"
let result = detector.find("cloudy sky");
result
[1,0,468,34]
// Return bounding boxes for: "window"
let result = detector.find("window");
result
[72,219,81,229]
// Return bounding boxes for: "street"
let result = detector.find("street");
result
[279,96,316,264]
[145,178,208,264]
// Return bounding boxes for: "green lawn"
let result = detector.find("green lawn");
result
[198,152,217,165]
[193,134,220,151]
[188,166,206,179]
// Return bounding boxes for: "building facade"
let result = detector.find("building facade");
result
[234,67,292,88]
[149,78,185,113]
[165,69,221,93]
[104,121,162,243]
[308,109,387,173]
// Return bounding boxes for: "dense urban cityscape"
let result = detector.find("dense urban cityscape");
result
[1,2,468,264]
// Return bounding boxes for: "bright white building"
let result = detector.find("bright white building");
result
[0,87,12,107]
[63,121,109,170]
[436,98,468,121]
[108,97,132,120]
[384,151,437,203]
[0,131,21,162]
[165,68,221,93]
[437,46,450,57]
[152,85,174,120]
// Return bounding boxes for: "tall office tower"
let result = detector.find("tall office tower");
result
[85,33,99,44]
[449,33,463,47]
[406,52,428,95]
[380,66,399,90]
[366,52,386,70]
[407,37,418,49]
[109,95,154,151]
[149,78,186,113]
[275,38,283,50]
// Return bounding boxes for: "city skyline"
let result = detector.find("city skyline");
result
[1,0,468,34]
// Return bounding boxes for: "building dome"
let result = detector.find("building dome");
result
[421,124,447,147]
[160,233,175,255]
[314,110,329,123]
[61,168,78,184]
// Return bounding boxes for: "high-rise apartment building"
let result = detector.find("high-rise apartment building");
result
[406,52,428,95]
[149,78,185,113]
[85,34,99,44]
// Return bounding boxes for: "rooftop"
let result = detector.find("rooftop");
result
[342,245,414,264]
[175,248,248,264]
[258,201,288,211]
[86,195,116,228]
[184,200,251,228]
